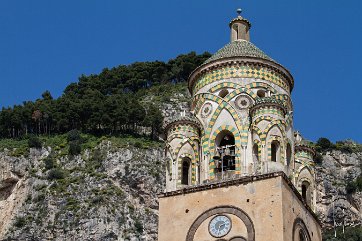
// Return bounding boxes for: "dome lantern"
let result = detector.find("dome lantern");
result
[229,8,251,42]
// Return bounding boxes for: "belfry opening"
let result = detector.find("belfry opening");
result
[214,130,236,176]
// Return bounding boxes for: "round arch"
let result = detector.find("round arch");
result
[186,206,255,241]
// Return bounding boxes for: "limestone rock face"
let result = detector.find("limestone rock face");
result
[0,144,165,241]
[161,92,191,123]
[315,150,361,228]
[0,143,361,240]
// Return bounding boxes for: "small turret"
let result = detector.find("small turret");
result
[229,8,251,42]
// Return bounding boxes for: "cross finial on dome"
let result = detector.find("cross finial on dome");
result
[237,8,242,16]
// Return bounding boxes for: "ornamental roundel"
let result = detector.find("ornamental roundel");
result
[201,102,213,118]
[234,95,253,110]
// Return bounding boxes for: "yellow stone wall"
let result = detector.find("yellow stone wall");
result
[158,174,321,241]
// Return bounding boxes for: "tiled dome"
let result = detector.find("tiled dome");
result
[204,39,276,64]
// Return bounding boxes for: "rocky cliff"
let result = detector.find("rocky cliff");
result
[0,143,361,240]
[315,150,361,229]
[0,143,165,241]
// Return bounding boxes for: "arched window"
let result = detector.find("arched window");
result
[181,157,191,185]
[301,181,311,206]
[219,89,229,98]
[253,144,259,163]
[292,218,311,241]
[214,130,236,173]
[257,89,266,98]
[271,140,280,162]
[286,143,292,166]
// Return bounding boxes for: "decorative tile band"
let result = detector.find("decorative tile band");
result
[295,151,313,160]
[193,64,290,94]
[253,107,284,118]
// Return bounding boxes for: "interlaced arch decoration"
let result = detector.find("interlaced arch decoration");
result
[252,126,263,142]
[167,133,198,143]
[177,153,194,186]
[165,143,175,161]
[244,82,276,94]
[174,138,200,185]
[264,120,287,138]
[209,82,242,93]
[224,87,257,102]
[193,93,243,153]
[186,206,255,241]
[209,125,242,177]
[252,117,286,145]
[295,162,315,177]
[296,166,315,183]
[266,135,285,163]
[297,173,315,207]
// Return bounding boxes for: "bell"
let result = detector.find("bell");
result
[213,154,221,160]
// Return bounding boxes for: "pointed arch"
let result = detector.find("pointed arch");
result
[174,138,200,185]
[167,133,198,142]
[252,126,263,141]
[177,153,193,186]
[208,125,242,178]
[224,87,258,102]
[266,135,285,163]
[165,143,175,161]
[244,82,276,94]
[193,93,243,154]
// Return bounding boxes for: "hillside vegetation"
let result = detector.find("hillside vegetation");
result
[0,52,211,140]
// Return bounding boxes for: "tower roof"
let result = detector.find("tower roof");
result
[203,39,276,65]
[187,9,294,94]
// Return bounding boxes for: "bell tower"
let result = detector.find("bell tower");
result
[159,9,322,241]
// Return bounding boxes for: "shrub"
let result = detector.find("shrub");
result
[48,168,65,180]
[44,157,55,170]
[315,137,334,152]
[69,141,81,155]
[134,220,143,233]
[134,141,142,148]
[14,217,26,228]
[67,129,81,142]
[28,135,42,149]
[346,174,362,194]
[314,153,323,164]
[346,181,357,194]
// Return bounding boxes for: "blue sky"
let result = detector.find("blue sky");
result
[0,0,361,143]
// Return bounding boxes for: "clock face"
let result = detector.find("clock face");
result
[208,215,232,238]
